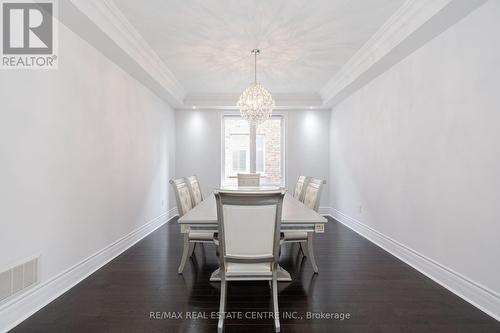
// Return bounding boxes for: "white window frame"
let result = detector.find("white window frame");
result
[256,134,266,175]
[221,112,285,187]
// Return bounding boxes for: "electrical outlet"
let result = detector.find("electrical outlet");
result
[359,205,363,214]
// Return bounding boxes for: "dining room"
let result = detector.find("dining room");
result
[1,0,500,332]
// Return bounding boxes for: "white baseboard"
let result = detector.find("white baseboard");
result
[322,207,500,322]
[0,207,178,333]
[318,206,331,215]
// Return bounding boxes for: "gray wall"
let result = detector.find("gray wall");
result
[175,109,330,206]
[329,0,500,295]
[0,23,176,282]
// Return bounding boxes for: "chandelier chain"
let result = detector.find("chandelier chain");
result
[251,49,260,83]
[254,51,257,83]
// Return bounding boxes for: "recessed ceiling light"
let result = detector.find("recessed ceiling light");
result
[192,106,197,109]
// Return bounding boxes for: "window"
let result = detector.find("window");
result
[224,118,250,178]
[230,134,249,173]
[256,117,282,184]
[223,115,283,185]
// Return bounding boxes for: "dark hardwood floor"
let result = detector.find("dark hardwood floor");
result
[11,217,500,333]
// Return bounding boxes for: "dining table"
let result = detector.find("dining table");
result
[177,185,327,281]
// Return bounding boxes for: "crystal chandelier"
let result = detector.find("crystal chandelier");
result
[237,49,275,125]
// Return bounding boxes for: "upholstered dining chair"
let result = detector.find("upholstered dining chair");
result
[293,175,310,201]
[283,177,326,274]
[215,190,285,333]
[237,173,260,186]
[186,175,203,206]
[170,178,215,274]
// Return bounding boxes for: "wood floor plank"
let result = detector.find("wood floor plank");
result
[9,217,500,332]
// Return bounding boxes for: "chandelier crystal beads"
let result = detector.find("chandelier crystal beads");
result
[237,49,275,125]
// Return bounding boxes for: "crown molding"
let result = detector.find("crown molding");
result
[66,0,186,107]
[181,93,324,110]
[320,0,488,107]
[60,0,323,111]
[64,0,487,110]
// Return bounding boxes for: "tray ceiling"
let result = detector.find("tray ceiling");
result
[113,0,405,96]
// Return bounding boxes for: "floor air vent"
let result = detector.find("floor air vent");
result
[0,257,39,302]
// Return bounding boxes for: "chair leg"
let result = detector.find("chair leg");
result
[307,233,319,274]
[218,277,227,333]
[188,242,196,258]
[178,233,190,274]
[299,242,307,256]
[271,271,280,332]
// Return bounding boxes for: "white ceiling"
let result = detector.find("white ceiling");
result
[113,0,405,97]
